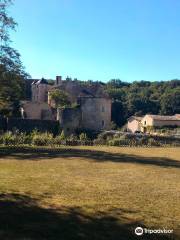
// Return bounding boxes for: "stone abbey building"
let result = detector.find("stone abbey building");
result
[22,76,112,133]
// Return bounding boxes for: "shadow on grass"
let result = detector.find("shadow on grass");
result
[0,146,179,168]
[0,193,174,240]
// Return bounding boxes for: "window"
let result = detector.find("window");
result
[102,106,105,112]
[102,120,105,127]
[144,121,146,125]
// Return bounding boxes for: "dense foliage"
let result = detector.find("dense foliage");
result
[0,0,28,117]
[49,89,70,108]
[105,79,180,127]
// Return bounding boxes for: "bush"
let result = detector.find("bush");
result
[59,130,66,140]
[31,132,53,146]
[79,133,88,141]
[0,132,16,145]
[0,131,32,146]
[53,130,66,145]
[108,135,131,146]
[93,138,106,145]
[67,134,78,141]
[138,137,148,146]
[148,138,161,146]
[1,130,178,147]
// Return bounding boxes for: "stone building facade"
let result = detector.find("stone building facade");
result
[31,78,52,103]
[22,76,112,132]
[22,79,54,120]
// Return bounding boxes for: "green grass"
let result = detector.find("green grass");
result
[0,146,179,240]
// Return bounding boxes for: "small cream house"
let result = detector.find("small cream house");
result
[141,114,180,132]
[127,116,143,133]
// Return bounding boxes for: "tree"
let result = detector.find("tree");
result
[49,89,70,108]
[0,0,28,116]
[160,88,180,115]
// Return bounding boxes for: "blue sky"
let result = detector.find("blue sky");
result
[10,0,180,82]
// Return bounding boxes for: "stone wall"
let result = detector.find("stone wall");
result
[80,97,111,131]
[57,107,81,134]
[22,101,54,120]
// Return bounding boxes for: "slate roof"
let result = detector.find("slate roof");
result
[31,78,49,85]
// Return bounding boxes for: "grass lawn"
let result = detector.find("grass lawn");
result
[0,146,179,240]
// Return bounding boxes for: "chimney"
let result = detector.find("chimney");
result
[56,76,62,85]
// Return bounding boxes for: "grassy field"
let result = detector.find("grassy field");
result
[0,146,179,240]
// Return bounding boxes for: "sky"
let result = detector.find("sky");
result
[10,0,180,82]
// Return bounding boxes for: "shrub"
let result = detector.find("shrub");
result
[17,132,29,145]
[0,131,32,146]
[1,132,16,145]
[138,137,148,146]
[148,138,161,146]
[53,136,64,145]
[0,134,4,144]
[53,130,66,145]
[67,134,78,141]
[108,136,130,146]
[32,132,53,146]
[59,130,66,140]
[110,121,117,130]
[93,138,106,145]
[79,133,88,141]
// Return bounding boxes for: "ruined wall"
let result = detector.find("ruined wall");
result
[57,107,81,134]
[57,97,111,133]
[80,97,111,131]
